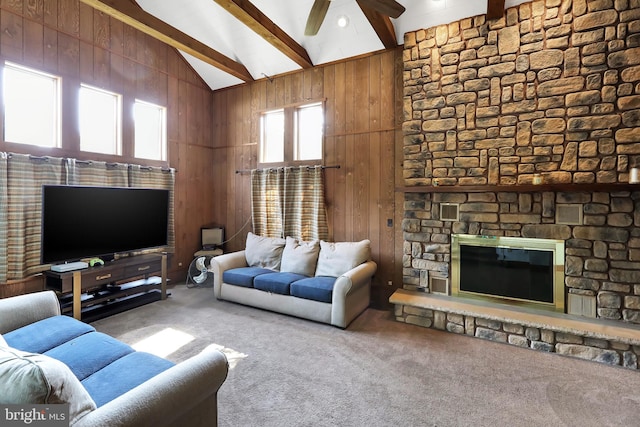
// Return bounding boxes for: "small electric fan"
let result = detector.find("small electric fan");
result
[186,256,214,288]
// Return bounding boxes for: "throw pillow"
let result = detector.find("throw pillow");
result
[315,239,371,277]
[280,237,320,277]
[0,333,6,347]
[0,346,96,424]
[244,232,286,270]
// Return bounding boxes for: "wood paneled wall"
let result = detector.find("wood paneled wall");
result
[211,50,404,307]
[0,0,215,296]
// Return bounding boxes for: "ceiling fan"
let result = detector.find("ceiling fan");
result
[304,0,406,36]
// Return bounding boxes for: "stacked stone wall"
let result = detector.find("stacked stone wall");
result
[403,0,640,186]
[401,0,640,330]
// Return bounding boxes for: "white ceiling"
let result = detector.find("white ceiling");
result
[135,0,531,91]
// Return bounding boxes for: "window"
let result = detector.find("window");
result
[260,109,284,163]
[3,62,61,148]
[134,99,167,161]
[259,101,324,164]
[295,103,323,161]
[79,84,122,155]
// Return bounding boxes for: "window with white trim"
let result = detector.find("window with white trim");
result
[259,101,323,165]
[134,99,167,161]
[3,62,61,148]
[79,84,122,155]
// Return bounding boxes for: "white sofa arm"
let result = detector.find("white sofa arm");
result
[210,251,248,299]
[0,290,61,334]
[74,345,229,427]
[331,261,377,327]
[333,261,377,298]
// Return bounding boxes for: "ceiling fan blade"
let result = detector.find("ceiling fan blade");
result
[305,0,331,36]
[358,0,405,18]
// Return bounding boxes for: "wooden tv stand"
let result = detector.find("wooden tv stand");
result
[44,254,167,322]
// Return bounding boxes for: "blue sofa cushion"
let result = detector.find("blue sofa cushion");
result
[82,351,175,407]
[290,276,336,303]
[254,272,308,295]
[44,332,135,381]
[4,316,95,354]
[223,267,274,288]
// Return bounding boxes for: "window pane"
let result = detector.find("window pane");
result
[134,100,166,161]
[295,103,323,161]
[3,62,60,148]
[79,85,121,155]
[260,109,284,163]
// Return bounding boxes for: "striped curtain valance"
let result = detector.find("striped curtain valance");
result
[0,153,175,282]
[251,165,328,241]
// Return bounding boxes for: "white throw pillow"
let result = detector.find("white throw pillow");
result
[0,346,96,424]
[315,239,371,277]
[280,237,320,277]
[244,232,286,270]
[0,333,6,347]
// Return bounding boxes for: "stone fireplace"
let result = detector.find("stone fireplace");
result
[392,0,640,370]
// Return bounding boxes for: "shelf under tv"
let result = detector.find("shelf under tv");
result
[44,254,168,322]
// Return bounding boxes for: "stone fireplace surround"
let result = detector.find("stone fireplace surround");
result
[393,189,640,369]
[392,0,640,370]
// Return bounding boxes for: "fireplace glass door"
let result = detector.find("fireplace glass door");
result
[451,235,565,312]
[459,245,553,303]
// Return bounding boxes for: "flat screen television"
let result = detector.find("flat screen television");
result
[41,185,170,265]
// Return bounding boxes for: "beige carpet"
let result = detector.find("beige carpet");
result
[91,285,640,427]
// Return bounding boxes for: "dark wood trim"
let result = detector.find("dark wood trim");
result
[397,183,640,193]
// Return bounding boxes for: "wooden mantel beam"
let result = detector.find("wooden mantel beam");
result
[80,0,254,82]
[486,0,506,20]
[357,1,398,49]
[212,0,314,69]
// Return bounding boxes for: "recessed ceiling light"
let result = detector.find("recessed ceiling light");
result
[337,15,350,28]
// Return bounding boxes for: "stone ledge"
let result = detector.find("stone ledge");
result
[390,289,640,346]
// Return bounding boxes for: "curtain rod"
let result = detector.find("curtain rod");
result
[235,165,341,174]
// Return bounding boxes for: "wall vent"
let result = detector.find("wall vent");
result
[567,293,596,318]
[430,276,449,295]
[440,203,459,222]
[556,204,583,225]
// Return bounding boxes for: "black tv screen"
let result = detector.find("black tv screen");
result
[41,185,169,265]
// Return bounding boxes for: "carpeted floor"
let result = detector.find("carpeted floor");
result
[91,285,640,427]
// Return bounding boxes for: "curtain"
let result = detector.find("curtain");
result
[251,166,328,241]
[1,154,66,281]
[251,168,284,238]
[65,159,129,187]
[0,153,175,282]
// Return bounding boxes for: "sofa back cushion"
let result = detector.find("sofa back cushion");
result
[315,239,371,277]
[280,237,320,277]
[245,232,286,270]
[0,346,96,424]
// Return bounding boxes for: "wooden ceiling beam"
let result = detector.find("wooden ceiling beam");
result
[213,0,313,69]
[357,1,398,49]
[80,0,254,82]
[486,0,506,20]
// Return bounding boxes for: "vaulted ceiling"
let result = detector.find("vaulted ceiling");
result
[80,0,531,91]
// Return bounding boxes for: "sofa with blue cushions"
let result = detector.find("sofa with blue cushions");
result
[210,233,377,328]
[0,290,228,427]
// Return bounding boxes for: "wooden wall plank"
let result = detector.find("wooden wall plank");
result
[24,0,42,21]
[23,18,42,67]
[43,26,57,70]
[1,10,24,60]
[57,0,78,36]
